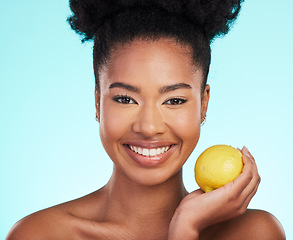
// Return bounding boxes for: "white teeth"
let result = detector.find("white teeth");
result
[149,149,156,156]
[128,145,171,157]
[142,148,149,156]
[156,148,162,155]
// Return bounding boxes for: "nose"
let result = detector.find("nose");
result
[132,103,167,138]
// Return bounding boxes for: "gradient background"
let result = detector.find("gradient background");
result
[1,0,292,238]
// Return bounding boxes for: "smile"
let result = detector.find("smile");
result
[123,142,176,167]
[128,145,171,157]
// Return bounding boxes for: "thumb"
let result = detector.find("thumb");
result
[184,188,204,201]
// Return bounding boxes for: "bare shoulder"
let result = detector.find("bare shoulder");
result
[5,207,78,240]
[6,189,107,240]
[200,209,286,240]
[230,209,285,239]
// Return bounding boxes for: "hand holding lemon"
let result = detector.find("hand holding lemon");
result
[195,145,243,193]
[170,146,261,238]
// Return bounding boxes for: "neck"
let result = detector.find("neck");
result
[102,166,188,235]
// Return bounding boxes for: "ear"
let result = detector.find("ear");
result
[95,85,100,123]
[201,84,210,122]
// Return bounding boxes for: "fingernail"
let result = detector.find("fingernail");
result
[242,146,251,158]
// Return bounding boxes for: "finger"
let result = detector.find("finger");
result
[241,146,260,190]
[242,148,253,164]
[242,146,256,165]
[183,189,204,201]
[227,165,261,217]
[234,181,260,216]
[239,154,261,207]
[243,147,260,180]
[241,173,261,210]
[190,189,204,195]
[242,160,260,193]
[238,150,260,198]
[230,151,254,195]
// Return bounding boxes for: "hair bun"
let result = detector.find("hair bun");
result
[68,0,244,42]
[185,0,244,41]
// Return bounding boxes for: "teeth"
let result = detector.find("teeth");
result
[149,149,156,156]
[142,148,149,156]
[128,145,171,157]
[138,147,142,154]
[156,148,162,155]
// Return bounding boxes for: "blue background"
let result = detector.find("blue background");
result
[1,0,292,238]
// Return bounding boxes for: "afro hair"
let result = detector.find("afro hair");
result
[67,0,244,91]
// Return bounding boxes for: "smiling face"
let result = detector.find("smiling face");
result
[95,38,210,186]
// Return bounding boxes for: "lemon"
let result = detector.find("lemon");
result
[194,145,243,193]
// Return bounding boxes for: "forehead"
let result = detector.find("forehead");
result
[100,38,203,90]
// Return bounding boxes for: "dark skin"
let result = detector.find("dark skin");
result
[6,39,285,240]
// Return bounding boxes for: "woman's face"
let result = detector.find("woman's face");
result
[96,39,210,186]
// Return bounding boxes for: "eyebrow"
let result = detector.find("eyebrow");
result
[109,82,140,93]
[159,83,192,93]
[108,82,192,93]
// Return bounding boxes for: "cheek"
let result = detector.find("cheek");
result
[100,106,128,145]
[99,106,128,165]
[167,106,201,147]
[99,101,137,153]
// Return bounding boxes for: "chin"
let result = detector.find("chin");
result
[118,163,184,187]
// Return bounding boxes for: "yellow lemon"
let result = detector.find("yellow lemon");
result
[194,145,243,193]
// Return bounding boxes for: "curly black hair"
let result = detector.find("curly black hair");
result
[67,0,244,92]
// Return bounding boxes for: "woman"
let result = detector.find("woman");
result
[6,0,285,239]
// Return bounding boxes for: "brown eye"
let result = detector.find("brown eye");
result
[164,98,187,105]
[113,95,137,104]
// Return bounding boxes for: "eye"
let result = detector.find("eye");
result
[163,98,187,105]
[112,95,138,104]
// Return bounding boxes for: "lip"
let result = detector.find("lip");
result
[123,141,176,167]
